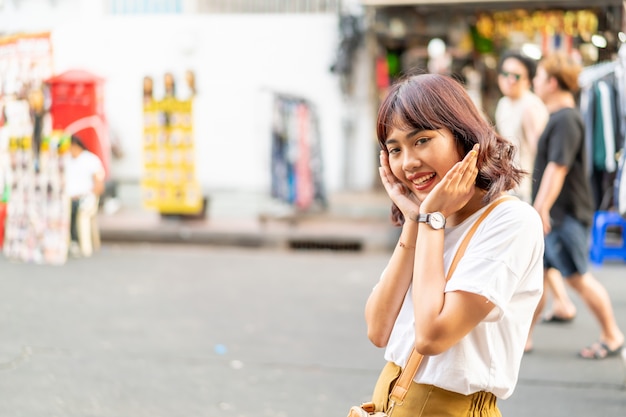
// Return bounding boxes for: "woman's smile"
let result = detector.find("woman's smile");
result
[408,172,437,190]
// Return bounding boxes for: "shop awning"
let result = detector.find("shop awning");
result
[360,0,623,6]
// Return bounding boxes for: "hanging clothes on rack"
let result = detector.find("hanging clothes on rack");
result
[616,45,626,218]
[579,55,624,210]
[270,94,327,211]
[615,148,626,217]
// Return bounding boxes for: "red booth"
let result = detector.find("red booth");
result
[45,70,111,178]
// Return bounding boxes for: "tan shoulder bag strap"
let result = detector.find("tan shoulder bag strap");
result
[386,195,517,414]
[446,195,517,280]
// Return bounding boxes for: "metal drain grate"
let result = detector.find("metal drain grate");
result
[288,239,362,252]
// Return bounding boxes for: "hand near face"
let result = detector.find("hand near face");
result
[379,150,421,221]
[419,144,479,216]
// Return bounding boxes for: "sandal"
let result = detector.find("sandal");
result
[542,314,575,324]
[578,342,624,359]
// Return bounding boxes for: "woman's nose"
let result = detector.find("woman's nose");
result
[402,152,421,171]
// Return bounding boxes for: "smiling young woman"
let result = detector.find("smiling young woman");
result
[362,73,545,417]
[376,73,523,227]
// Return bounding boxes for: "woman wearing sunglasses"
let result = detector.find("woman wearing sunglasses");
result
[495,51,548,204]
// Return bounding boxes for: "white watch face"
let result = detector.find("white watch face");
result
[429,212,446,229]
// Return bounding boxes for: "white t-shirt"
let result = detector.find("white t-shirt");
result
[382,199,544,399]
[65,150,104,198]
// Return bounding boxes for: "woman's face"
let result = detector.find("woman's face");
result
[384,126,463,202]
[497,58,530,100]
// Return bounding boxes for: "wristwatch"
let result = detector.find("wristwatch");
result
[416,212,446,230]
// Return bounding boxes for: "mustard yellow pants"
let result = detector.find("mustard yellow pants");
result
[372,362,502,417]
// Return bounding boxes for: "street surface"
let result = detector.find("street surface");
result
[1,244,625,416]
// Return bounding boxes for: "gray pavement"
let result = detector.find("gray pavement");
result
[505,260,626,416]
[2,188,626,416]
[99,187,626,415]
[0,245,624,416]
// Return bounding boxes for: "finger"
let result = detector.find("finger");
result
[379,150,391,170]
[457,144,478,172]
[378,166,391,188]
[458,145,479,187]
[379,166,399,194]
[378,156,394,181]
[457,144,479,169]
[460,169,478,191]
[461,157,479,189]
[441,158,467,188]
[379,151,403,187]
[379,151,388,171]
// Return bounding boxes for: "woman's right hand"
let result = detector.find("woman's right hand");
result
[379,150,421,221]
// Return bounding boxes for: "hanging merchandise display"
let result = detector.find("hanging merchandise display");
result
[270,94,327,212]
[578,44,626,212]
[0,32,71,265]
[475,9,599,56]
[0,102,7,250]
[0,32,54,98]
[141,72,203,215]
[3,110,70,265]
[368,3,622,121]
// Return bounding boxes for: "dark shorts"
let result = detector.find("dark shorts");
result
[544,215,590,278]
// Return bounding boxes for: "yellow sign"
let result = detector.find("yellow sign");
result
[141,97,202,214]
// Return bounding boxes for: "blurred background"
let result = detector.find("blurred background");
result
[1,0,625,263]
[1,2,626,416]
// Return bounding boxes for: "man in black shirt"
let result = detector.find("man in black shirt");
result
[526,52,624,359]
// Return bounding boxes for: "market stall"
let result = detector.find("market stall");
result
[361,0,624,118]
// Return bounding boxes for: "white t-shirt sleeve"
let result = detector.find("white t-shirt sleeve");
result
[444,202,544,322]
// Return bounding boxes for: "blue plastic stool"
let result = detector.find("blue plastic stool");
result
[589,210,626,264]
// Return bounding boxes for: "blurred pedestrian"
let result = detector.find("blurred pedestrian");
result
[527,52,624,358]
[365,73,544,416]
[65,134,105,257]
[495,50,547,202]
[496,50,577,328]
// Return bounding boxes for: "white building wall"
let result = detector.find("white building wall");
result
[1,3,377,196]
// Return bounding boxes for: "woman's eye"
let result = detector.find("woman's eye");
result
[387,147,399,155]
[415,137,430,146]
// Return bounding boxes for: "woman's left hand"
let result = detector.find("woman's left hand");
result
[420,144,479,216]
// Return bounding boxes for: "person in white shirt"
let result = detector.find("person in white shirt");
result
[495,51,548,203]
[65,135,105,253]
[365,73,544,416]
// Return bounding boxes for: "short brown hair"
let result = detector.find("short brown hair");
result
[540,52,581,93]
